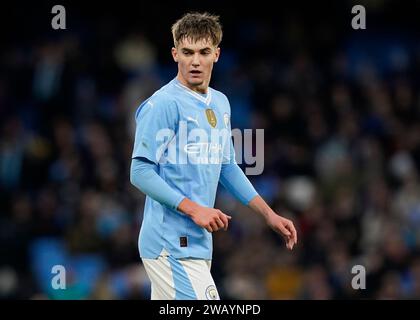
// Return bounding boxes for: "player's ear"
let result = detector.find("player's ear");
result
[172,47,178,62]
[214,47,220,63]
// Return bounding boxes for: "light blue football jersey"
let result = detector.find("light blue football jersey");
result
[132,78,235,260]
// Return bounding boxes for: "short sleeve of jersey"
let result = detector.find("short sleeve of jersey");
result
[132,95,179,164]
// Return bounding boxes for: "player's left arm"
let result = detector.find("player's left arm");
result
[219,162,298,250]
[220,97,297,250]
[248,195,297,250]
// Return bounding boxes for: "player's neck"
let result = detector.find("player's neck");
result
[176,74,209,94]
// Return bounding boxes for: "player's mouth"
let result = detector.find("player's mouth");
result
[189,70,202,77]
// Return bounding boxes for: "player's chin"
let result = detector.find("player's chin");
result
[188,78,204,86]
[188,75,204,84]
[189,71,204,79]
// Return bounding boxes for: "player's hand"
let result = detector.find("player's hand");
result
[191,207,232,232]
[266,213,297,250]
[178,198,232,232]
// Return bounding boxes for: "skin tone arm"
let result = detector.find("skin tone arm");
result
[178,195,298,250]
[248,195,297,250]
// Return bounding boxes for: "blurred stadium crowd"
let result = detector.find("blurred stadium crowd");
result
[1,1,420,299]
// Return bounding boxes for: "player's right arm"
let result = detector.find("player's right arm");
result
[130,158,231,232]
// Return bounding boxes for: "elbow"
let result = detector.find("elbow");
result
[129,170,136,188]
[130,160,141,190]
[130,157,156,193]
[130,170,145,193]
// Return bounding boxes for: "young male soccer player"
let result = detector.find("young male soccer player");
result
[130,12,297,300]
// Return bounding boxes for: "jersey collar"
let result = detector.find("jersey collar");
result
[173,78,212,106]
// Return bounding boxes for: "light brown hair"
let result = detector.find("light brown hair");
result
[171,12,223,48]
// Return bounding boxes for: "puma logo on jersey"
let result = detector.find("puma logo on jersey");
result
[187,116,199,126]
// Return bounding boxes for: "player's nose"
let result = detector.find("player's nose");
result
[192,53,200,66]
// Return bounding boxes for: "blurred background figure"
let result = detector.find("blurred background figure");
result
[1,0,420,299]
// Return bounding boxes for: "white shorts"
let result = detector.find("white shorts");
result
[142,251,220,300]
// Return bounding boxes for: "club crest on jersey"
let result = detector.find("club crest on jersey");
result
[223,113,229,128]
[205,285,219,300]
[205,109,217,128]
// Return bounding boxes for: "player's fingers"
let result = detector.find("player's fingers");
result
[288,237,294,250]
[224,215,231,230]
[215,217,225,229]
[224,215,230,230]
[218,214,229,231]
[210,221,219,232]
[206,225,213,232]
[277,223,291,237]
[217,210,232,220]
[286,221,298,244]
[285,237,294,250]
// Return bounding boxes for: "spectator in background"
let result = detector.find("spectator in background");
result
[1,2,420,300]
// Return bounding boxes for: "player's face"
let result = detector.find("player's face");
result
[172,37,220,94]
